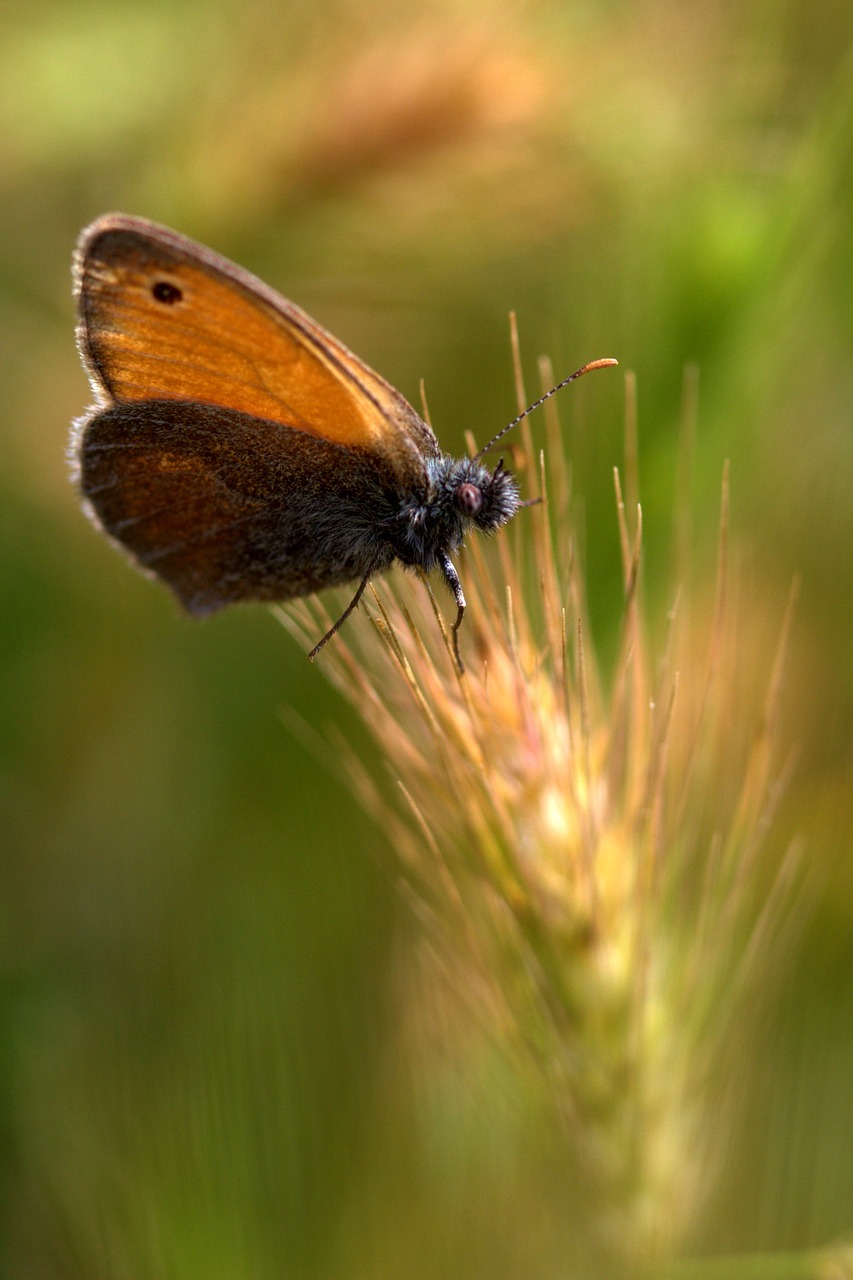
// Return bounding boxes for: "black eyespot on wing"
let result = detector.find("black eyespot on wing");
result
[152,280,183,305]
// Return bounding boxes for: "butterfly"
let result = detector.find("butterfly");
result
[71,214,615,669]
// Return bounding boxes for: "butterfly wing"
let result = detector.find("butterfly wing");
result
[79,400,398,613]
[73,214,440,479]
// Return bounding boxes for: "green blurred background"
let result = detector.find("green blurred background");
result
[2,0,852,1274]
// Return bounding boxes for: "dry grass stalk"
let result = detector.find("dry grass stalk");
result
[274,357,800,1269]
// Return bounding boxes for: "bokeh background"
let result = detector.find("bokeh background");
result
[2,0,852,1274]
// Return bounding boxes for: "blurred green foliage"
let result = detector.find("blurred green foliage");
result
[1,0,851,1274]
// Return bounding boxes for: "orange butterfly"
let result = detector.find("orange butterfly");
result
[71,215,615,668]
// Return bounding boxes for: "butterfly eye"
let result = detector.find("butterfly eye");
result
[456,482,483,516]
[152,280,183,305]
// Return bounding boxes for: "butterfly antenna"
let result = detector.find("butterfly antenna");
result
[474,357,618,461]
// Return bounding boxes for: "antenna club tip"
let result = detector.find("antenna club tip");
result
[581,357,619,373]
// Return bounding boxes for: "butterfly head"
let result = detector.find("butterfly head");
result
[394,453,520,570]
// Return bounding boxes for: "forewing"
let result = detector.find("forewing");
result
[74,214,439,483]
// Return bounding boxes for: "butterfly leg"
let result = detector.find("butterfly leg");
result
[308,549,384,661]
[438,552,466,674]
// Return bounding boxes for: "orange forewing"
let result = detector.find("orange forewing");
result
[74,215,437,478]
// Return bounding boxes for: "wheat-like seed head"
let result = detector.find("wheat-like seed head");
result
[275,355,802,1267]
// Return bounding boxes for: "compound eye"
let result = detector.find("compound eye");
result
[456,482,483,516]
